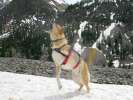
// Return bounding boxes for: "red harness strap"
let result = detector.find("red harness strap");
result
[62,51,72,65]
[73,60,80,69]
[62,50,80,69]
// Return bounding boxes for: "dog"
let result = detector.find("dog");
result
[49,23,106,92]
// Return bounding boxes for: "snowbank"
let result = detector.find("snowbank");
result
[0,72,132,100]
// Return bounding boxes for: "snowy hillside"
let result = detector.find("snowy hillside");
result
[54,0,81,4]
[54,0,65,4]
[48,0,67,12]
[0,72,132,100]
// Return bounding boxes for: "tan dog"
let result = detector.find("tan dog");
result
[49,23,104,92]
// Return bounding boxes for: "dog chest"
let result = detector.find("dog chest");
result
[52,50,65,65]
[52,50,80,70]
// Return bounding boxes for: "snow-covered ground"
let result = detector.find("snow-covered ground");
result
[0,72,133,100]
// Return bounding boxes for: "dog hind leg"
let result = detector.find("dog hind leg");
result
[84,80,90,92]
[82,62,90,92]
[78,83,83,91]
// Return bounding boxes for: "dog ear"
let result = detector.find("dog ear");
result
[52,23,57,29]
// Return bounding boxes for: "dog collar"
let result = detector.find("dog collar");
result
[51,37,65,43]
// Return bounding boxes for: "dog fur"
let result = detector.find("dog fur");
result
[49,23,97,92]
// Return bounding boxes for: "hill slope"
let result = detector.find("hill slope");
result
[0,71,132,100]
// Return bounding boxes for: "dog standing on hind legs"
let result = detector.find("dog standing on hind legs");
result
[49,23,92,92]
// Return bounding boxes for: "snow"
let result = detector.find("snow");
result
[93,5,99,12]
[78,21,88,39]
[110,12,115,20]
[98,33,103,43]
[64,0,81,4]
[3,0,12,3]
[22,19,31,23]
[83,0,94,7]
[103,23,116,39]
[100,0,117,3]
[54,0,81,4]
[86,11,90,15]
[0,71,133,100]
[92,33,103,49]
[124,34,129,39]
[21,16,46,25]
[49,1,56,6]
[73,21,88,54]
[125,63,133,66]
[42,21,46,25]
[92,42,97,48]
[32,16,37,21]
[113,60,120,68]
[0,32,10,39]
[54,0,65,4]
[0,0,12,10]
[92,23,116,48]
[89,25,93,29]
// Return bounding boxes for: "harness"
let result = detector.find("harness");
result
[52,38,80,69]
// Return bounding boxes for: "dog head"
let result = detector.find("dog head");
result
[50,23,65,41]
